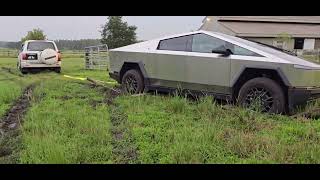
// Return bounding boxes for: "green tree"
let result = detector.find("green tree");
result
[100,16,137,49]
[21,28,47,43]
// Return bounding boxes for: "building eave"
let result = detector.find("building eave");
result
[237,33,320,38]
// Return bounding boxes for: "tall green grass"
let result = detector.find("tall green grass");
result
[0,57,113,164]
[20,80,113,164]
[2,56,320,164]
[117,94,320,163]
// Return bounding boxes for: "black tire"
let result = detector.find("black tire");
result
[20,68,28,74]
[121,69,144,94]
[237,77,285,114]
[54,68,61,73]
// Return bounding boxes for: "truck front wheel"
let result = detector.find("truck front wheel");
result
[237,77,285,114]
[121,69,144,94]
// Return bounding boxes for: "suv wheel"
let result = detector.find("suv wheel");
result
[122,69,144,94]
[54,68,61,73]
[21,68,28,74]
[237,77,285,114]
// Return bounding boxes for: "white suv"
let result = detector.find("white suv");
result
[18,40,62,74]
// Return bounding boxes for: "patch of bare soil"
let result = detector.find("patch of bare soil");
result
[0,84,35,161]
[0,84,34,132]
[290,108,320,120]
[109,104,138,164]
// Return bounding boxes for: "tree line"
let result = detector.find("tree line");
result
[0,39,102,50]
[1,16,139,50]
[55,39,102,50]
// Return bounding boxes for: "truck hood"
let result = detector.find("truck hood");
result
[275,52,320,69]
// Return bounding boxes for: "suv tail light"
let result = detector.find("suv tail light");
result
[22,53,27,60]
[57,51,62,61]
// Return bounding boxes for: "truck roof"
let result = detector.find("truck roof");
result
[112,30,320,68]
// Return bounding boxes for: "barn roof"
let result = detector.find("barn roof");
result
[220,21,320,38]
[201,16,320,38]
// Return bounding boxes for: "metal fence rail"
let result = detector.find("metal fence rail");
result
[0,49,19,57]
[84,45,109,70]
[294,49,320,63]
[0,49,86,58]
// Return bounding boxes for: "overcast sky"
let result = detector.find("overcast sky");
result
[0,16,204,42]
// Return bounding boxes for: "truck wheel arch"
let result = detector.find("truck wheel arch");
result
[119,61,150,86]
[231,67,291,101]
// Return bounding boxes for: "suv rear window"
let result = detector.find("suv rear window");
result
[27,42,56,51]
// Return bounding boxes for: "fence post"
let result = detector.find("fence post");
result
[85,49,90,69]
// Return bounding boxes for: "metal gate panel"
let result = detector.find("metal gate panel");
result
[84,45,109,70]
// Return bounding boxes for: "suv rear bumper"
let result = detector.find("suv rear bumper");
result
[20,61,61,68]
[288,87,320,111]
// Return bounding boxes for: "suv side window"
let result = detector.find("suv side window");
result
[158,35,192,52]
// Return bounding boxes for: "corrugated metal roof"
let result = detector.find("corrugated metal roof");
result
[220,21,320,38]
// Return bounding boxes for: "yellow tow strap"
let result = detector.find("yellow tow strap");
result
[63,75,86,81]
[63,75,117,85]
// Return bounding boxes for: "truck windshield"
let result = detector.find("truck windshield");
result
[27,42,56,51]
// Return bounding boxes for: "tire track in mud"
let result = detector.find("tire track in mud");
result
[88,83,138,164]
[0,67,24,82]
[0,84,36,161]
[1,67,24,77]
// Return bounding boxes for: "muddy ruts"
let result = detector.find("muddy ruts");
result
[88,83,138,164]
[109,103,138,164]
[1,67,24,77]
[0,84,35,132]
[0,84,35,161]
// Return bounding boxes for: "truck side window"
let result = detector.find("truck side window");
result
[192,33,262,57]
[232,44,263,57]
[158,35,192,52]
[192,33,227,53]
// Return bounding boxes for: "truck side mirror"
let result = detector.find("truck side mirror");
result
[212,47,232,57]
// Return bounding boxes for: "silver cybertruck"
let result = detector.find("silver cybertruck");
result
[108,30,320,114]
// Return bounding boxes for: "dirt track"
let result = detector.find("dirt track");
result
[0,84,35,133]
[0,84,35,160]
[87,80,138,163]
[1,67,24,77]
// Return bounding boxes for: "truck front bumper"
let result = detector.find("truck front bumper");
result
[109,72,120,83]
[288,87,320,112]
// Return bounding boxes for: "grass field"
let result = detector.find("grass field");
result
[1,57,320,164]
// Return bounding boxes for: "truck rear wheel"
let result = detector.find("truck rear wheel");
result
[121,69,144,94]
[237,77,285,114]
